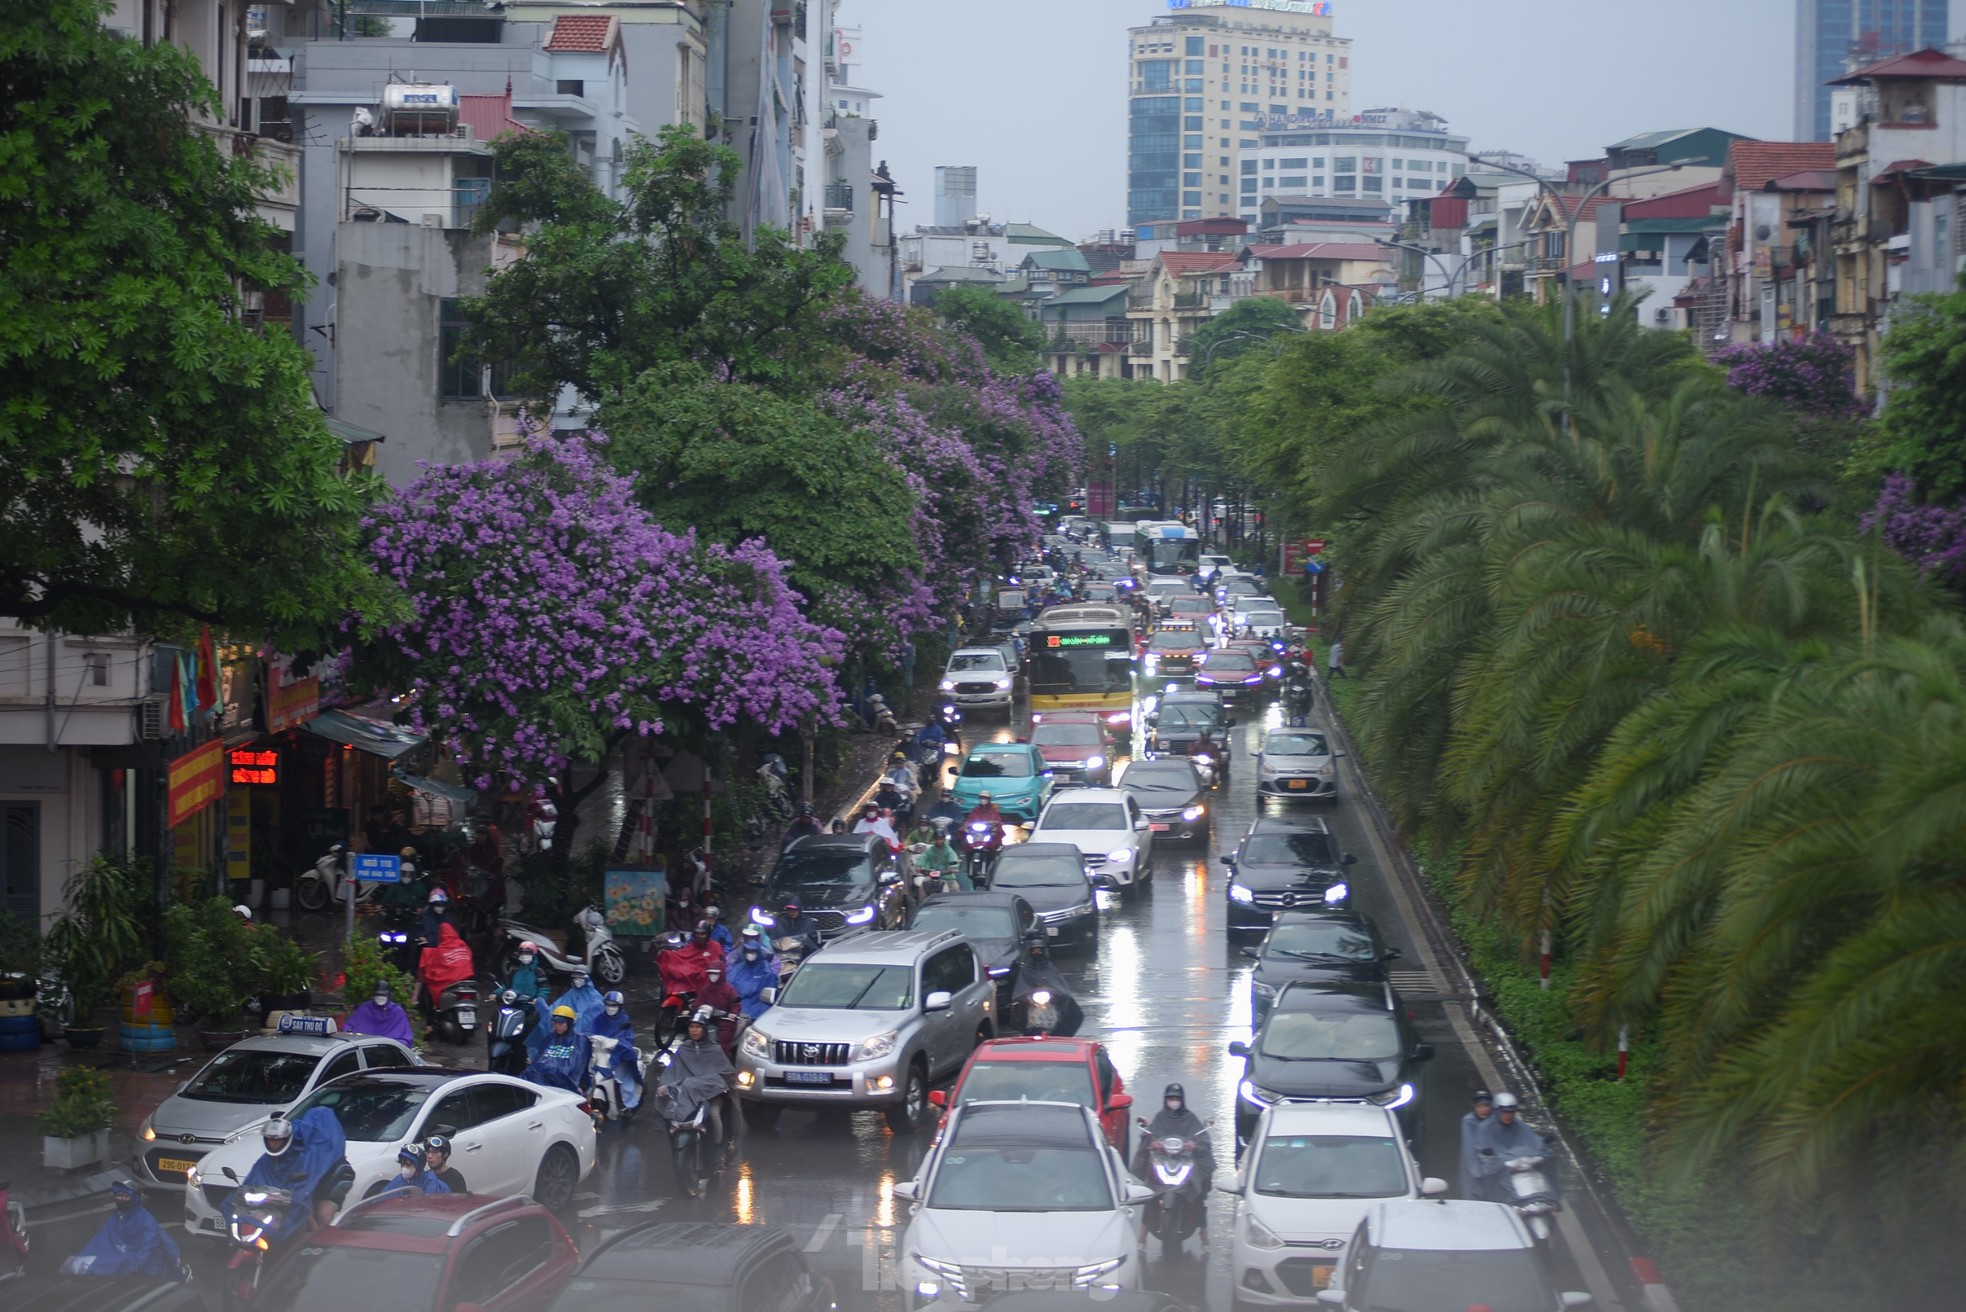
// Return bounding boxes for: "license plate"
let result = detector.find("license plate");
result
[1287,779,1309,790]
[784,1070,833,1085]
[155,1157,198,1175]
[1046,926,1059,937]
[1150,822,1170,832]
[457,1010,476,1027]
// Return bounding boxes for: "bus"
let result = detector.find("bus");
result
[1027,604,1137,722]
[1132,521,1202,576]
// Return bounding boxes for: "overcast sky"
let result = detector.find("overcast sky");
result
[840,0,1961,241]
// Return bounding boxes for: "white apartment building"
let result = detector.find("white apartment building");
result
[1127,0,1353,226]
[1238,107,1469,225]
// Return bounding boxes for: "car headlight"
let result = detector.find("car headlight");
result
[1268,666,1283,678]
[1229,882,1255,905]
[1243,1212,1287,1251]
[844,905,877,925]
[993,677,1013,690]
[1369,1082,1417,1110]
[1318,763,1336,775]
[939,678,956,692]
[1181,804,1205,821]
[1106,711,1131,725]
[1083,754,1104,770]
[140,1118,155,1142]
[186,1165,202,1188]
[1252,979,1279,999]
[988,965,1012,978]
[1325,882,1349,903]
[1073,1257,1124,1287]
[1107,847,1134,864]
[1239,1079,1279,1106]
[740,1026,773,1059]
[855,1029,900,1062]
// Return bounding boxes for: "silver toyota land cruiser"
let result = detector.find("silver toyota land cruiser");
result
[734,929,995,1133]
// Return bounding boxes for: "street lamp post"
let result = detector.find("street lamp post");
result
[1378,236,1541,301]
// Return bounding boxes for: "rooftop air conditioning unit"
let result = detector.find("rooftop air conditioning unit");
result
[421,213,445,228]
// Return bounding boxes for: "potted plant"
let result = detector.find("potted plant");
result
[44,855,149,1047]
[255,931,319,1023]
[162,898,261,1049]
[41,1066,114,1170]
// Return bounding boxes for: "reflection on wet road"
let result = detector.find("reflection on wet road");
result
[555,690,1489,1311]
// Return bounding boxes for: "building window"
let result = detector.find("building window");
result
[1334,156,1356,172]
[1183,172,1202,186]
[1184,134,1203,148]
[1139,60,1174,92]
[1281,157,1307,169]
[1185,35,1204,55]
[556,79,584,97]
[1185,115,1203,129]
[1262,159,1274,170]
[1241,160,1258,175]
[1281,176,1307,189]
[438,299,481,401]
[1185,59,1204,73]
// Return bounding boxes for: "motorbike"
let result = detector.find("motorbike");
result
[294,845,379,914]
[1022,987,1060,1036]
[1137,1120,1210,1258]
[221,1179,294,1309]
[1,1180,27,1276]
[874,777,915,831]
[1283,671,1315,727]
[757,755,794,822]
[376,908,420,976]
[957,819,1004,888]
[654,989,697,1047]
[495,902,626,987]
[1184,745,1223,789]
[525,791,559,854]
[586,1032,647,1129]
[34,970,73,1042]
[771,935,807,981]
[934,702,964,750]
[485,986,537,1075]
[432,978,480,1046]
[1501,1154,1561,1245]
[651,1018,742,1197]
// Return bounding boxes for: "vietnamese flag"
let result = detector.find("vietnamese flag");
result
[166,653,187,733]
[195,626,220,711]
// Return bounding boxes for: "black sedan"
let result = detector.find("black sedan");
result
[1118,757,1211,844]
[1248,909,1400,1022]
[1229,980,1434,1146]
[548,1221,835,1312]
[985,843,1100,951]
[908,891,1040,1005]
[1221,815,1358,935]
[755,833,911,940]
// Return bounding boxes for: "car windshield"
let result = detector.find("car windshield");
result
[771,849,871,887]
[1254,1133,1409,1199]
[180,1049,321,1105]
[285,1078,436,1142]
[1354,1248,1552,1312]
[1259,1011,1401,1061]
[1203,652,1257,672]
[1265,733,1330,757]
[776,964,914,1010]
[961,753,1033,779]
[1032,724,1103,747]
[990,855,1087,889]
[956,1060,1095,1109]
[949,652,1006,672]
[1041,803,1128,832]
[1247,611,1285,626]
[1123,762,1198,792]
[1242,832,1340,866]
[1169,597,1212,613]
[1266,921,1379,962]
[254,1244,443,1312]
[1156,704,1222,730]
[914,904,1017,940]
[928,1144,1113,1211]
[1148,632,1199,652]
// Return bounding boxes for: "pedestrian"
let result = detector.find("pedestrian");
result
[1326,635,1347,680]
[1458,1089,1494,1198]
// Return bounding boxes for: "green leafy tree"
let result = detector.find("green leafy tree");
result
[932,285,1046,376]
[0,0,388,645]
[1872,281,1966,499]
[1187,296,1305,376]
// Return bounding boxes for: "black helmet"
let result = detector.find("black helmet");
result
[799,800,815,817]
[1163,1083,1186,1102]
[425,1134,452,1158]
[693,919,712,942]
[1472,1088,1493,1106]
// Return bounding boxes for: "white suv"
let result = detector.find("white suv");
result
[940,647,1015,712]
[1216,1102,1445,1307]
[1029,788,1155,889]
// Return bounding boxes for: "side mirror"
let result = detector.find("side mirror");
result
[1383,947,1402,961]
[1420,1177,1448,1197]
[1133,819,1149,832]
[1108,1092,1133,1112]
[1342,853,1358,866]
[1212,1167,1243,1195]
[221,1167,239,1183]
[927,1089,947,1109]
[891,1180,918,1202]
[924,990,953,1013]
[1220,854,1236,866]
[1227,1040,1250,1058]
[760,987,778,1006]
[1240,945,1260,959]
[1316,1291,1347,1308]
[1123,1182,1158,1206]
[1412,1044,1436,1063]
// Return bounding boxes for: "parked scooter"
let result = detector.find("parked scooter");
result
[294,845,379,914]
[1501,1155,1561,1245]
[494,902,626,987]
[1137,1119,1210,1258]
[1,1180,28,1276]
[485,987,536,1075]
[757,755,794,822]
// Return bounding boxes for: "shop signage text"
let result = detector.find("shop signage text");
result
[229,748,280,786]
[165,738,227,828]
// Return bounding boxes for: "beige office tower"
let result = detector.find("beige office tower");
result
[1126,1,1353,225]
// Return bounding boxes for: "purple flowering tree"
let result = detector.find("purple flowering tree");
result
[360,437,843,866]
[1710,332,1867,420]
[1861,471,1966,590]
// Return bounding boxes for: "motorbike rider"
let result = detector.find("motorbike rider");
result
[1458,1089,1495,1199]
[696,964,742,1055]
[728,928,780,1019]
[1471,1091,1554,1204]
[416,921,475,1038]
[655,1006,737,1154]
[61,1179,185,1278]
[781,801,825,849]
[423,1135,467,1193]
[521,1005,592,1094]
[774,896,824,959]
[551,967,606,1032]
[656,929,707,1001]
[376,1144,452,1199]
[506,941,549,1004]
[415,887,452,950]
[588,990,644,1114]
[853,800,900,849]
[916,829,967,892]
[342,978,414,1045]
[700,904,737,955]
[1014,939,1083,1036]
[1131,1083,1215,1244]
[240,1108,352,1239]
[964,791,1004,829]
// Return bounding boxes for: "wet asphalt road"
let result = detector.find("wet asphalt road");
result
[32,684,1580,1309]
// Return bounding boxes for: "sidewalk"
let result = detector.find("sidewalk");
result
[0,1037,202,1210]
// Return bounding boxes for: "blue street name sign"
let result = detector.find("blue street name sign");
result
[353,853,402,884]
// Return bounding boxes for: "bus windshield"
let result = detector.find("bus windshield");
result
[1029,629,1134,697]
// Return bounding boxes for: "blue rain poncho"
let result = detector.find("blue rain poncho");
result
[586,1006,642,1110]
[522,1026,592,1094]
[238,1106,347,1242]
[62,1199,182,1277]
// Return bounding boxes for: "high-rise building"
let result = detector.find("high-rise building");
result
[1795,0,1948,141]
[935,166,979,227]
[1126,0,1352,227]
[1238,107,1467,226]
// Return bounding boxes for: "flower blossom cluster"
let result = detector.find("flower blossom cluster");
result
[1861,471,1966,589]
[1711,332,1868,420]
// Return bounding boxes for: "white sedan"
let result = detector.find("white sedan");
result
[1029,789,1155,888]
[182,1067,595,1234]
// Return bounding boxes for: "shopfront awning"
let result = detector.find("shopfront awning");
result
[301,709,424,760]
[393,772,476,806]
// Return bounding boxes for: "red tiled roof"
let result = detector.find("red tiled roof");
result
[1725,141,1836,194]
[1243,242,1388,262]
[1874,158,1936,181]
[545,14,616,52]
[1539,193,1612,222]
[1156,251,1241,275]
[1831,48,1966,84]
[1623,181,1724,219]
[459,91,530,142]
[1765,168,1836,192]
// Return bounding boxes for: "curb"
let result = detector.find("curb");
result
[15,1165,122,1214]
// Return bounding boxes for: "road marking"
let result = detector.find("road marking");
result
[804,1211,842,1251]
[577,1198,668,1220]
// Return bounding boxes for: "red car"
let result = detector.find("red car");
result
[1028,718,1113,784]
[929,1036,1135,1153]
[249,1194,579,1312]
[1030,706,1131,748]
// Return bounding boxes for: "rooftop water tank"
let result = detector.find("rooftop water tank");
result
[379,83,459,136]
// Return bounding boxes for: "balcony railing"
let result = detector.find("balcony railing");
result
[825,181,854,210]
[1128,338,1154,356]
[1050,323,1136,349]
[1172,292,1207,309]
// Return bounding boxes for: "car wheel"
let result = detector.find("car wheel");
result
[532,1143,580,1211]
[886,1061,929,1134]
[741,1099,782,1129]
